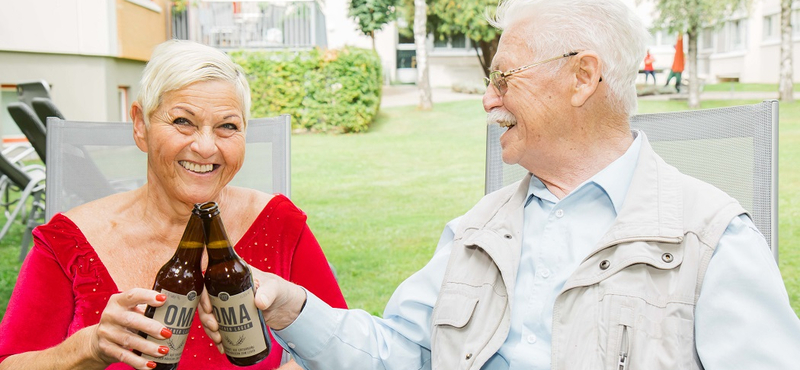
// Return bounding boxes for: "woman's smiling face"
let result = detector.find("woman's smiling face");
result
[135,79,246,205]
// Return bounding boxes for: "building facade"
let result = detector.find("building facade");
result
[0,0,171,140]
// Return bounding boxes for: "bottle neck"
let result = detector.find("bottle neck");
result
[203,212,237,261]
[172,213,206,265]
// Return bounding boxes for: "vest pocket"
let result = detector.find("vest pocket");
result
[431,288,484,370]
[603,297,698,370]
[433,292,479,328]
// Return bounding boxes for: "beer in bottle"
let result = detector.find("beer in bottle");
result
[139,208,206,369]
[197,201,271,366]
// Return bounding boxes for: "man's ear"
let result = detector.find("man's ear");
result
[570,51,602,107]
[131,102,149,153]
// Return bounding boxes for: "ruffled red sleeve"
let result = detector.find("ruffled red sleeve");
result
[0,214,117,363]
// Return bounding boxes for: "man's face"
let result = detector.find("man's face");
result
[483,21,573,171]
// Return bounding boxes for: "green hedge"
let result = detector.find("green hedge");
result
[230,47,383,133]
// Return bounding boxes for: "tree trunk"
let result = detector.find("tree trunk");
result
[686,28,700,109]
[414,0,432,110]
[371,30,376,50]
[780,0,794,102]
[476,37,500,78]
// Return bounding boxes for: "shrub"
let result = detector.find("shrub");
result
[231,47,383,133]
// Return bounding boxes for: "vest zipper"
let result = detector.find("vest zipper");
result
[618,324,630,370]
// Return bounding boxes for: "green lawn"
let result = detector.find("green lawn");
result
[0,93,798,319]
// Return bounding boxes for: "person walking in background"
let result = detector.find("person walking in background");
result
[643,49,656,85]
[664,34,685,92]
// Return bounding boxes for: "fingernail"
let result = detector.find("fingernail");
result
[217,344,225,354]
[161,327,173,338]
[147,361,157,369]
[158,346,169,354]
[155,294,167,302]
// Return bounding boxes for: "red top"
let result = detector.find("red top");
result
[0,194,347,369]
[644,54,655,71]
[672,36,685,72]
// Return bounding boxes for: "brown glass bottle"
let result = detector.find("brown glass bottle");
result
[196,201,270,366]
[138,208,206,370]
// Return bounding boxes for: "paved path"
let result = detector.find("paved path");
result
[381,85,482,108]
[380,84,796,108]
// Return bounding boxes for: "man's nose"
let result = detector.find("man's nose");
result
[483,84,502,113]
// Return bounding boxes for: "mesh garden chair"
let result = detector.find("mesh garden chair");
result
[7,102,47,164]
[31,97,65,126]
[485,100,779,261]
[0,144,46,260]
[44,115,292,223]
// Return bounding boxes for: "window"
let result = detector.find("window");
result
[700,27,715,51]
[792,9,800,36]
[433,31,472,51]
[763,14,778,40]
[118,87,129,122]
[731,19,746,50]
[717,18,747,53]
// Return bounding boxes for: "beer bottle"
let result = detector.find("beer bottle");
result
[196,201,270,366]
[138,208,206,369]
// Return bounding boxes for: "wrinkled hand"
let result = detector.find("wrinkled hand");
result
[250,267,306,330]
[199,266,306,352]
[90,288,172,369]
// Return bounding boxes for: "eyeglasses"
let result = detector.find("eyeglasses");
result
[485,51,579,96]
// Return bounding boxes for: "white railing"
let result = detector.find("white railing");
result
[178,0,327,50]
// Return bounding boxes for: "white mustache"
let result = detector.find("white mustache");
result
[486,109,518,128]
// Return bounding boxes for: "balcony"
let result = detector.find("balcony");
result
[173,0,327,50]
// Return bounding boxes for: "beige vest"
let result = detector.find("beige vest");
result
[430,136,746,370]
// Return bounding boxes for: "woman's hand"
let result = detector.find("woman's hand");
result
[90,288,173,369]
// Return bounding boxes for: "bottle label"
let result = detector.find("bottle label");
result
[143,289,199,364]
[210,289,268,358]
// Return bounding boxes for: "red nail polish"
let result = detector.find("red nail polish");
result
[146,361,157,369]
[155,294,167,302]
[161,327,173,338]
[158,346,169,354]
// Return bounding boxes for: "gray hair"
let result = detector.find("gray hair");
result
[490,0,649,117]
[136,39,251,125]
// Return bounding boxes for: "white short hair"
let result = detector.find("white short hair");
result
[136,40,251,125]
[491,0,649,117]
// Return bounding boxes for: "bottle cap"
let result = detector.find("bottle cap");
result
[194,201,220,218]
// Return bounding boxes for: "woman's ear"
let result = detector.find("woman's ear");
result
[570,51,602,107]
[130,102,148,153]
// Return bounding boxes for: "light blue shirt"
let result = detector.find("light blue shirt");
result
[275,132,800,369]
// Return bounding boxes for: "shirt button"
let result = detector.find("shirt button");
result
[555,209,564,218]
[527,334,537,344]
[287,342,296,349]
[539,269,551,278]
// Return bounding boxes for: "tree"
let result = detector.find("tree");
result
[349,0,399,50]
[647,0,747,109]
[428,0,500,78]
[414,0,433,110]
[780,0,794,102]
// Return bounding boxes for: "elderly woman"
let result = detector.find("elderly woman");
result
[0,40,346,369]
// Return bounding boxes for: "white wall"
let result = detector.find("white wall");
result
[324,0,397,83]
[0,0,114,56]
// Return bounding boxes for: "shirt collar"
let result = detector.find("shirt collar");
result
[526,130,643,213]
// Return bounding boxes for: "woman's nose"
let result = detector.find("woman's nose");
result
[190,131,218,158]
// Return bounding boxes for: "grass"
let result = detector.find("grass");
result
[1,90,798,319]
[703,83,780,92]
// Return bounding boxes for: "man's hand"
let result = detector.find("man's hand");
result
[198,266,307,351]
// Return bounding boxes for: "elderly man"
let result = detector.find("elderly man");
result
[201,0,800,368]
